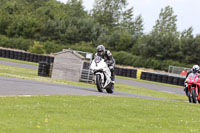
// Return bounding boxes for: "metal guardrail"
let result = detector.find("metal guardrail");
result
[80,69,93,82]
[168,65,190,75]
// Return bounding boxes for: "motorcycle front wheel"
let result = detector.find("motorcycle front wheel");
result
[192,89,197,103]
[96,75,103,92]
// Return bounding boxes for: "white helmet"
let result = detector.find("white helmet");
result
[192,65,199,73]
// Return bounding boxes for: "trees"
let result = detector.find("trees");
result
[92,0,143,34]
[135,6,181,60]
[92,0,143,51]
[0,0,198,70]
[92,0,127,29]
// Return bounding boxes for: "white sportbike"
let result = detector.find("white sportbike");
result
[90,56,114,93]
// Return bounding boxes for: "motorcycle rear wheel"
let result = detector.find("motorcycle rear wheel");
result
[96,75,103,92]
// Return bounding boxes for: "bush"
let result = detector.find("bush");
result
[28,41,46,54]
[0,35,33,50]
[113,51,192,71]
[68,41,96,54]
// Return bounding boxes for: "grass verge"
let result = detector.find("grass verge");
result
[0,57,38,66]
[0,95,199,133]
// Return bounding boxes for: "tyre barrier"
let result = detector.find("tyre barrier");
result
[38,61,52,77]
[150,73,157,82]
[140,71,185,86]
[0,48,54,64]
[140,72,147,80]
[1,48,186,86]
[114,67,137,78]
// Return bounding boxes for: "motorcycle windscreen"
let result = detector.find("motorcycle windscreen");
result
[94,56,102,63]
[188,73,198,80]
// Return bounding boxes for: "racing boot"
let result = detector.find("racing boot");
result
[110,70,115,90]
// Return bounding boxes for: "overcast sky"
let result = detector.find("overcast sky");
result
[57,0,200,35]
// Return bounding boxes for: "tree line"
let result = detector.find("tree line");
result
[0,0,199,70]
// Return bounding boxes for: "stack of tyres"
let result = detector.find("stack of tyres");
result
[150,73,157,81]
[167,76,174,84]
[49,57,54,63]
[1,49,6,57]
[25,53,30,61]
[14,51,19,59]
[17,52,22,60]
[5,49,10,58]
[33,54,38,62]
[9,51,14,59]
[46,56,51,64]
[140,72,147,80]
[131,69,137,78]
[127,69,132,77]
[114,67,119,75]
[0,49,2,57]
[173,77,179,85]
[145,72,151,81]
[178,77,185,86]
[156,74,162,82]
[38,61,50,77]
[121,68,126,77]
[162,75,168,83]
[21,52,26,61]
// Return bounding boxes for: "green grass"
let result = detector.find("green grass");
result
[0,64,186,101]
[0,95,199,133]
[0,57,38,66]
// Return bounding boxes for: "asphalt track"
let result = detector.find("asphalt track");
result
[0,59,185,100]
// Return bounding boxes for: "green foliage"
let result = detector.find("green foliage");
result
[0,35,33,50]
[92,0,127,28]
[43,41,65,54]
[28,41,46,54]
[113,51,191,71]
[0,1,198,71]
[132,6,181,61]
[68,41,96,54]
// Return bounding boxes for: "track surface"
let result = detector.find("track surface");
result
[0,59,185,100]
[0,76,172,101]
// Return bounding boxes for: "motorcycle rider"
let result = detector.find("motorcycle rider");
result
[95,45,115,88]
[184,65,200,97]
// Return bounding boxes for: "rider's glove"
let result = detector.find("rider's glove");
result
[106,60,112,65]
